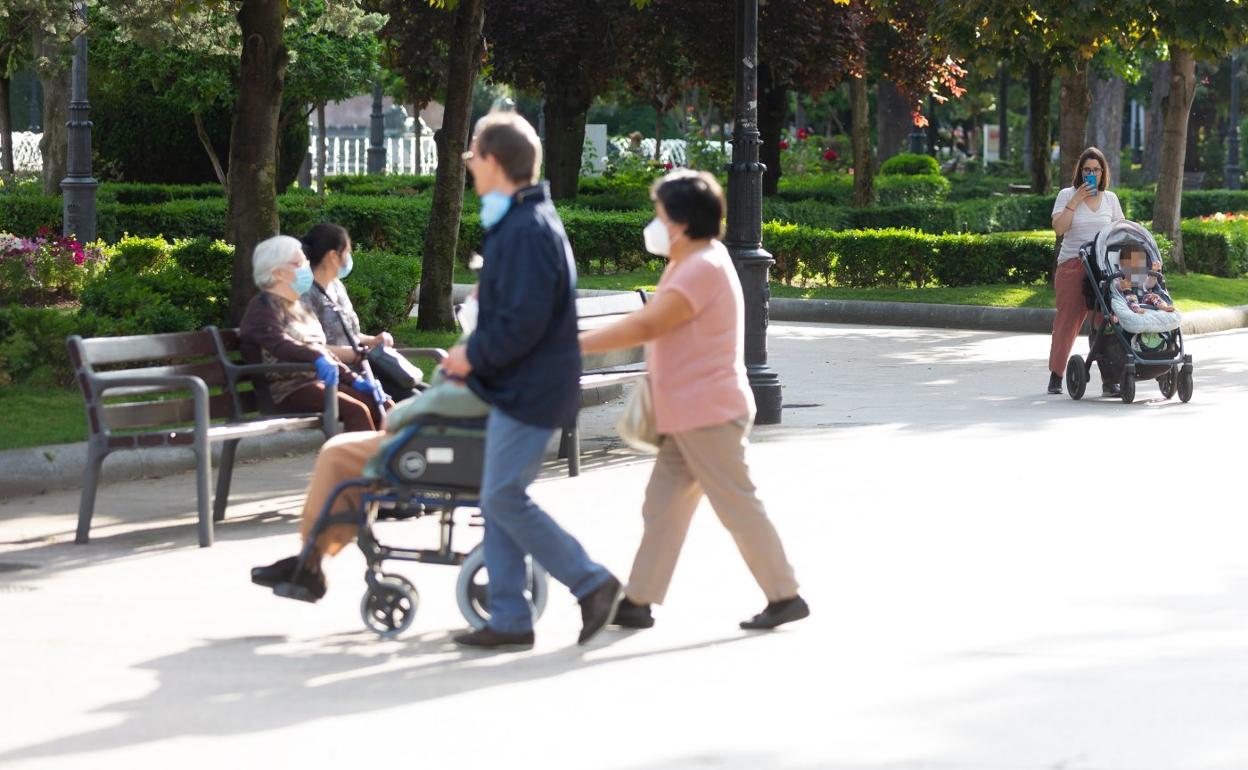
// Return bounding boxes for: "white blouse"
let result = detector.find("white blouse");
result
[1052,187,1125,263]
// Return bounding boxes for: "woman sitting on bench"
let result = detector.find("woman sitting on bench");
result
[240,235,391,433]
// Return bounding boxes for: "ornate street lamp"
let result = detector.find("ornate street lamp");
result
[1226,52,1241,190]
[724,0,782,424]
[367,80,386,174]
[61,0,97,242]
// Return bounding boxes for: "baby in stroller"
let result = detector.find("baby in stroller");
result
[1113,247,1174,320]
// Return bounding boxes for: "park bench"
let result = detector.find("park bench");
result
[557,289,649,476]
[66,326,341,548]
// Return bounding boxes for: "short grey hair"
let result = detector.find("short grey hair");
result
[252,235,304,289]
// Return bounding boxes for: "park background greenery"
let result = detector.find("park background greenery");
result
[4,0,1248,449]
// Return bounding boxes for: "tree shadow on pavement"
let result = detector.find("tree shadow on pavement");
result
[0,630,759,765]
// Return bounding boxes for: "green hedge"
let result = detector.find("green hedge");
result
[879,153,941,176]
[97,183,225,205]
[763,223,1054,288]
[1180,219,1248,277]
[323,174,437,196]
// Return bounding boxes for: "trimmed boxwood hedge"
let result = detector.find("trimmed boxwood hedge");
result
[1180,219,1248,277]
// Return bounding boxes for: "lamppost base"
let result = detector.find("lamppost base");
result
[367,148,386,175]
[747,366,782,425]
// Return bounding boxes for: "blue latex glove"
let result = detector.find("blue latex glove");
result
[314,355,339,388]
[353,377,389,406]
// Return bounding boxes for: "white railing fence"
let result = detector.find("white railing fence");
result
[308,133,439,179]
[608,137,732,168]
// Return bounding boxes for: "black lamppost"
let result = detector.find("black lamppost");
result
[367,80,386,174]
[1227,52,1242,190]
[724,0,781,425]
[61,0,96,242]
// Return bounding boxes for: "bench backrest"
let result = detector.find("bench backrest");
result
[66,328,256,437]
[575,290,648,327]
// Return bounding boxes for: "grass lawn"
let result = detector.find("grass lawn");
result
[565,270,1248,313]
[0,328,463,453]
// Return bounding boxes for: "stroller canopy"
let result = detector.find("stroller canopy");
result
[1087,220,1162,276]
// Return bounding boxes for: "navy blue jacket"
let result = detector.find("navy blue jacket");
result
[466,183,582,428]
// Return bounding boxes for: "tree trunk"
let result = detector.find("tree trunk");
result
[225,0,289,324]
[654,102,663,162]
[758,64,787,196]
[33,29,69,196]
[414,0,484,330]
[1153,47,1197,273]
[1028,59,1053,194]
[317,101,327,198]
[850,75,873,207]
[1058,59,1090,190]
[1143,58,1169,184]
[0,75,13,180]
[193,111,228,188]
[875,79,910,164]
[1085,73,1126,185]
[542,84,590,200]
[998,61,1010,161]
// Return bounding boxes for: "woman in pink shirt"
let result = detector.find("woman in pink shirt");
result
[580,170,807,631]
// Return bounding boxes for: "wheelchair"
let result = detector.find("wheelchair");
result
[276,416,550,638]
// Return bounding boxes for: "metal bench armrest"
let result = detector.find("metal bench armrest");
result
[394,347,448,363]
[88,373,211,439]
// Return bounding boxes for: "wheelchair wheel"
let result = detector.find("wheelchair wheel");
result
[1065,355,1086,400]
[1158,367,1178,400]
[456,543,549,631]
[361,577,419,639]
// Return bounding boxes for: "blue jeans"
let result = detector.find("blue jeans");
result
[480,408,611,633]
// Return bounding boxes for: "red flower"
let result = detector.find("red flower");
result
[797,128,809,140]
[779,139,790,150]
[823,149,839,162]
[664,161,674,170]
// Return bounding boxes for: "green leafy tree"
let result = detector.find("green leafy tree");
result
[103,0,384,322]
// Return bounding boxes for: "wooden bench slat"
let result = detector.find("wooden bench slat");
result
[78,330,219,366]
[102,392,238,430]
[575,292,647,318]
[207,416,323,440]
[98,361,228,396]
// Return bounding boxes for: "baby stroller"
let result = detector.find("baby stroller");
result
[1065,220,1194,404]
[275,416,550,638]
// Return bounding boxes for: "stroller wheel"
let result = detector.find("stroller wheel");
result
[1178,365,1194,403]
[1120,369,1136,404]
[1065,355,1087,400]
[1158,367,1178,400]
[456,543,549,631]
[361,578,419,639]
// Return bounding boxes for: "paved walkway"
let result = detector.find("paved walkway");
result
[3,323,1247,770]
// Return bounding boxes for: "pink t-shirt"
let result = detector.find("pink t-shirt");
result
[646,241,754,434]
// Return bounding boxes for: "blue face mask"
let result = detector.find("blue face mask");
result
[480,191,512,228]
[292,264,314,295]
[338,251,353,280]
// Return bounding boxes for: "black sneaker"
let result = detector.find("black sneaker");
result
[611,597,655,629]
[1102,382,1122,397]
[273,564,327,603]
[1047,373,1062,395]
[740,595,811,630]
[454,627,535,650]
[578,575,622,645]
[251,556,298,589]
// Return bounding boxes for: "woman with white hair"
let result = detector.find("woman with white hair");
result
[239,235,388,432]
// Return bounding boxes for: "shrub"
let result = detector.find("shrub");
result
[323,175,437,196]
[107,234,174,274]
[953,195,1055,233]
[875,174,951,205]
[98,183,225,205]
[879,153,940,176]
[775,174,853,205]
[944,174,1033,201]
[171,237,235,285]
[79,263,228,336]
[557,208,654,273]
[344,250,422,331]
[0,306,106,386]
[1180,218,1248,277]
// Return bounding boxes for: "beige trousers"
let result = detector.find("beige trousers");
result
[299,431,386,557]
[626,418,799,605]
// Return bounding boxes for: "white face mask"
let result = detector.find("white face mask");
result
[643,217,674,256]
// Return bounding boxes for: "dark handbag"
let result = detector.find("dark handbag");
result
[367,342,424,394]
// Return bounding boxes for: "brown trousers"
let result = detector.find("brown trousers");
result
[1048,258,1103,376]
[282,382,382,433]
[299,431,385,557]
[626,418,799,605]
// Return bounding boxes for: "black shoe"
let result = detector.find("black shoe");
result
[611,597,655,629]
[454,627,535,650]
[1102,382,1122,397]
[272,563,327,603]
[1047,373,1062,395]
[251,556,298,589]
[740,595,811,630]
[578,575,622,645]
